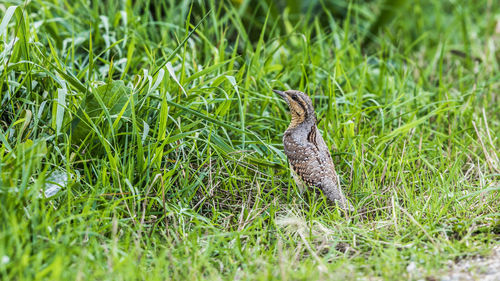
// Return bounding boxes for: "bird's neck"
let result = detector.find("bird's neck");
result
[288,116,316,131]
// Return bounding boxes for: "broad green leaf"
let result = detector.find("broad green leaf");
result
[0,6,19,35]
[70,80,133,143]
[56,88,67,135]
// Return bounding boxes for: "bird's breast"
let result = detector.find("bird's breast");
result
[283,130,307,154]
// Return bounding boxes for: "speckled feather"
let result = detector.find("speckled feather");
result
[275,89,351,210]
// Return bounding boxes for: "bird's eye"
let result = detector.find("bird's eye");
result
[291,95,300,102]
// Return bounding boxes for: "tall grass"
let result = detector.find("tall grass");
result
[0,0,499,280]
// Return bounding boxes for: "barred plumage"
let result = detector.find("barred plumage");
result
[274,89,352,211]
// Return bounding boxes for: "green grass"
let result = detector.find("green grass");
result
[1,0,499,280]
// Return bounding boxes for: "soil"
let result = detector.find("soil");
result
[439,245,500,281]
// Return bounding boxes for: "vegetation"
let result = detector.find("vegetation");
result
[0,0,499,280]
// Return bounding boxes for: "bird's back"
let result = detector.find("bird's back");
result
[283,123,350,209]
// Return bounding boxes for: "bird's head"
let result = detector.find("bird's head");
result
[273,89,316,126]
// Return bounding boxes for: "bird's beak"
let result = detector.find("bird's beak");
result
[273,89,287,100]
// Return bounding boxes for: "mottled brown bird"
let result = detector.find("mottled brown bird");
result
[274,89,352,210]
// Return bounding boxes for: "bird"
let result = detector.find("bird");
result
[274,89,352,211]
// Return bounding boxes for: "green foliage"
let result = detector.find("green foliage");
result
[0,0,499,280]
[0,139,46,190]
[70,80,134,143]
